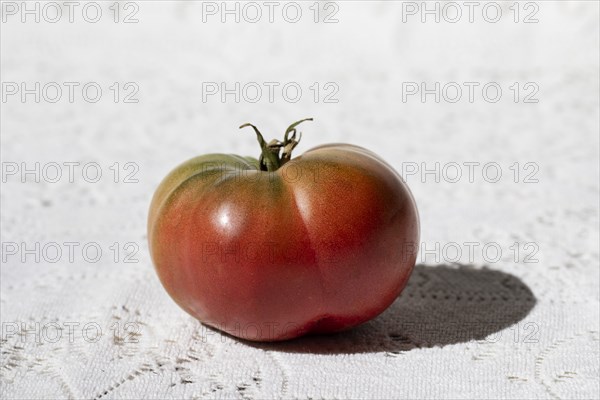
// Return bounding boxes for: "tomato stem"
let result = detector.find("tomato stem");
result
[239,118,313,172]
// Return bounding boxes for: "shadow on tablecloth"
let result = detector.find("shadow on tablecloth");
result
[249,264,537,354]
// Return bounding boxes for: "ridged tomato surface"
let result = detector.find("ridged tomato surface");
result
[148,143,419,341]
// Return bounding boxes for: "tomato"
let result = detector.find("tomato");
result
[148,119,419,341]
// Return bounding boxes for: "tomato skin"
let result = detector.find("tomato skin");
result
[148,144,419,341]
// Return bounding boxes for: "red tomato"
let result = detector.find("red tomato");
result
[148,119,419,341]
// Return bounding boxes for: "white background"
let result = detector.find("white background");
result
[1,1,599,399]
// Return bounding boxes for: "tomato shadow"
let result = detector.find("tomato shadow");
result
[248,264,537,354]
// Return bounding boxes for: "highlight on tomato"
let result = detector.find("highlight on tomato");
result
[148,119,420,341]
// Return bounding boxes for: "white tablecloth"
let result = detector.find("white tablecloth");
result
[1,2,599,399]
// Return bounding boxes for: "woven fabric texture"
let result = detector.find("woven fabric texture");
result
[1,2,599,399]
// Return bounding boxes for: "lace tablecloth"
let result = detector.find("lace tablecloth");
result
[1,2,599,399]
